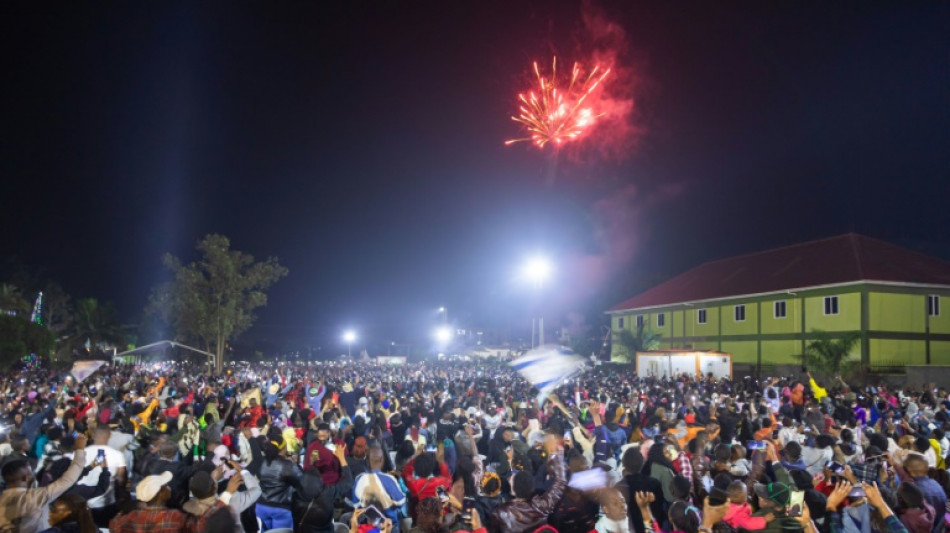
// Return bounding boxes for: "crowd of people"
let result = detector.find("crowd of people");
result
[0,357,947,533]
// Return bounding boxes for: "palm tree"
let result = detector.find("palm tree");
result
[613,322,662,362]
[68,298,122,357]
[804,330,861,376]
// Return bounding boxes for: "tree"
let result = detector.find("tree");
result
[147,234,288,373]
[67,298,122,357]
[804,330,861,376]
[613,321,661,362]
[0,283,29,316]
[0,315,54,367]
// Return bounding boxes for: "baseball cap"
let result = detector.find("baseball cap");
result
[136,471,173,502]
[754,482,791,506]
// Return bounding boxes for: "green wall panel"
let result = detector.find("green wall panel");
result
[868,293,925,333]
[761,340,801,364]
[931,341,950,365]
[805,293,860,332]
[721,340,757,364]
[869,339,926,366]
[761,299,799,334]
[721,303,758,336]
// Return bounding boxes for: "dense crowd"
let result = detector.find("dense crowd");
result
[0,358,947,533]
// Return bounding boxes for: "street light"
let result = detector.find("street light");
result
[523,255,553,347]
[435,326,452,344]
[343,330,356,358]
[438,307,447,324]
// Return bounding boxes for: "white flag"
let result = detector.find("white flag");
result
[510,345,585,404]
[71,360,107,383]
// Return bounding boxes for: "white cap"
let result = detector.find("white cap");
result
[136,471,173,502]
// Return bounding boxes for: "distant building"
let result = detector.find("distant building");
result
[607,234,950,370]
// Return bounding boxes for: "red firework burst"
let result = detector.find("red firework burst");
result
[505,57,611,148]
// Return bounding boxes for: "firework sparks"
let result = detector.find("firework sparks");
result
[505,57,611,148]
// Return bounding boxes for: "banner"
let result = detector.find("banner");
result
[71,360,107,383]
[510,345,586,405]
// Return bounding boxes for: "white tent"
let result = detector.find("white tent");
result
[114,340,215,366]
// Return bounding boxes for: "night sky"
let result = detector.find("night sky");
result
[2,2,947,353]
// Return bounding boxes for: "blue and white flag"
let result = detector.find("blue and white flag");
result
[510,345,586,405]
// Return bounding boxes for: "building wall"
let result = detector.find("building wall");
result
[869,293,925,333]
[721,340,757,364]
[761,298,799,335]
[869,339,926,366]
[804,292,860,331]
[611,284,950,366]
[931,341,950,365]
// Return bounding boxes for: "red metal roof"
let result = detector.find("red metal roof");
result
[609,234,950,312]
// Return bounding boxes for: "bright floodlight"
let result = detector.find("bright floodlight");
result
[435,326,452,343]
[343,330,356,343]
[438,307,445,312]
[523,256,552,286]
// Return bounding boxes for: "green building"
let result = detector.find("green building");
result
[607,234,950,370]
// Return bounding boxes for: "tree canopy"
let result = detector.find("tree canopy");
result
[147,234,288,373]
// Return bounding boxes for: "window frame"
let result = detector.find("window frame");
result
[824,296,839,316]
[734,304,746,322]
[657,313,666,327]
[636,314,644,328]
[928,295,940,317]
[697,308,707,324]
[774,300,787,319]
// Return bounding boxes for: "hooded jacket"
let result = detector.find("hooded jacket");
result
[490,454,566,533]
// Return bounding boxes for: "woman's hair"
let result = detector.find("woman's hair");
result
[414,497,450,533]
[668,500,701,533]
[51,494,97,533]
[413,452,437,478]
[263,436,283,463]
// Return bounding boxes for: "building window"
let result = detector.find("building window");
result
[824,296,839,315]
[618,317,624,329]
[697,308,707,324]
[636,314,644,327]
[734,304,746,322]
[774,300,787,319]
[929,295,940,317]
[657,313,666,327]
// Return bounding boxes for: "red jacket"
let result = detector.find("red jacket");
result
[724,502,767,530]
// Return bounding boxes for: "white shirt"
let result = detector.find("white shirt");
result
[76,444,126,508]
[595,515,631,533]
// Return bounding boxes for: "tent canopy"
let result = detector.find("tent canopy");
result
[115,340,215,364]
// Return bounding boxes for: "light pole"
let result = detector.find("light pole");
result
[343,330,356,358]
[523,256,552,348]
[438,307,447,324]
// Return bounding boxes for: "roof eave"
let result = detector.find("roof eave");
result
[605,279,950,314]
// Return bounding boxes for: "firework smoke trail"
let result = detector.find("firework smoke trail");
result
[505,57,612,149]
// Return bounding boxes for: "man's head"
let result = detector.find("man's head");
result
[783,441,802,462]
[1,459,34,488]
[621,447,644,475]
[368,446,385,471]
[158,440,179,460]
[11,436,29,454]
[93,426,111,445]
[727,481,748,504]
[189,471,217,499]
[511,470,535,499]
[601,487,628,521]
[502,427,515,443]
[754,482,791,511]
[316,423,330,444]
[904,453,929,477]
[567,452,590,474]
